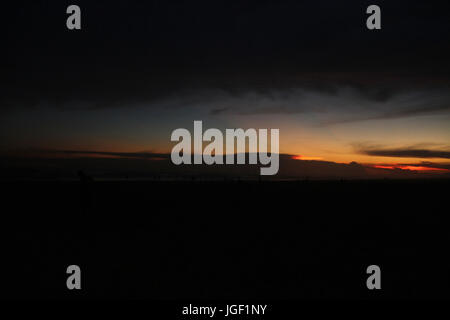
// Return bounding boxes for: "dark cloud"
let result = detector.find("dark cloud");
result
[324,98,450,125]
[201,85,450,125]
[2,0,450,113]
[317,88,450,125]
[210,107,229,115]
[399,162,450,170]
[358,147,450,159]
[46,150,170,160]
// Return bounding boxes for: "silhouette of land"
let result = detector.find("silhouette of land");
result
[1,179,449,299]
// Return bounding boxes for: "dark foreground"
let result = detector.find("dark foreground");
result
[1,179,449,299]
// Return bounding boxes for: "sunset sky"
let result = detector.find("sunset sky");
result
[2,0,450,177]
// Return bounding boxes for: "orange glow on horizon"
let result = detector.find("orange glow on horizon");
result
[292,155,323,161]
[373,164,449,172]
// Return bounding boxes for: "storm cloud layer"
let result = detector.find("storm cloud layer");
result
[2,0,450,113]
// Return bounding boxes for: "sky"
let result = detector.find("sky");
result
[1,0,450,178]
